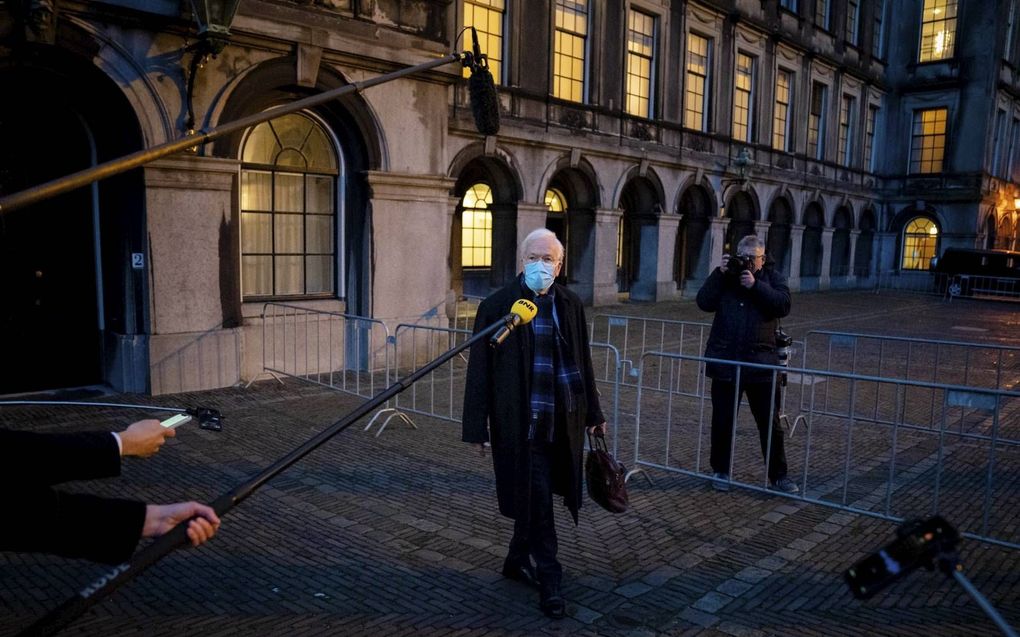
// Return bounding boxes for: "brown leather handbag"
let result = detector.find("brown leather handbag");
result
[585,430,629,513]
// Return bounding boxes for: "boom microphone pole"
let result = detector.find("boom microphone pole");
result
[18,302,535,637]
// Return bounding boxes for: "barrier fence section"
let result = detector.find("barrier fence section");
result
[258,303,392,399]
[590,314,711,389]
[631,351,1020,549]
[450,294,484,331]
[386,323,473,424]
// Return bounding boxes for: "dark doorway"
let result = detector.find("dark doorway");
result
[618,177,661,300]
[725,191,756,253]
[0,99,99,392]
[766,197,794,277]
[675,185,711,288]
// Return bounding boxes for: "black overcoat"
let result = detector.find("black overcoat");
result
[695,264,791,383]
[0,428,146,564]
[462,277,604,524]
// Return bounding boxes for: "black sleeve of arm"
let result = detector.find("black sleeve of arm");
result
[750,271,792,318]
[0,429,121,485]
[577,303,605,426]
[696,268,725,312]
[462,303,494,444]
[3,486,146,565]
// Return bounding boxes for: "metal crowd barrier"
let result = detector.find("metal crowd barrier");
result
[589,314,711,388]
[631,351,1020,549]
[803,330,1020,391]
[450,294,484,331]
[254,303,392,399]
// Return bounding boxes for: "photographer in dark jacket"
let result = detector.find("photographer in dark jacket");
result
[696,235,798,494]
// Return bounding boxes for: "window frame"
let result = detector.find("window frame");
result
[807,82,828,161]
[909,106,949,174]
[732,52,755,142]
[901,216,939,271]
[684,31,713,132]
[773,68,794,152]
[917,0,958,63]
[460,182,495,269]
[239,112,342,301]
[625,7,658,119]
[462,0,507,85]
[552,0,590,103]
[837,94,855,167]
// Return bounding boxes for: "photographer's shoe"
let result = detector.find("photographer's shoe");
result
[711,472,730,492]
[769,477,800,494]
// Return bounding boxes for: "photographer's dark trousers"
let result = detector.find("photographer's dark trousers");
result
[507,438,562,586]
[710,378,788,482]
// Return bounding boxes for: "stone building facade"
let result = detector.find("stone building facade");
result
[1,0,1018,395]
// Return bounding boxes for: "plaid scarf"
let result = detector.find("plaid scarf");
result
[528,293,584,442]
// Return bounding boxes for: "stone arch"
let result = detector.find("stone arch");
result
[724,189,758,253]
[617,170,665,300]
[766,194,795,277]
[675,183,714,287]
[449,152,524,296]
[0,42,146,392]
[541,158,601,300]
[830,206,854,279]
[800,201,825,287]
[211,57,385,316]
[855,207,877,278]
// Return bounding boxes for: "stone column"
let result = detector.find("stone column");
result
[754,220,771,246]
[655,214,681,301]
[516,202,549,249]
[788,224,804,291]
[366,171,457,325]
[566,208,596,305]
[708,217,729,271]
[848,229,860,285]
[489,203,520,288]
[593,208,622,306]
[145,155,243,394]
[819,227,834,290]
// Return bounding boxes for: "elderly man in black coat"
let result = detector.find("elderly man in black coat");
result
[463,228,605,619]
[696,234,798,494]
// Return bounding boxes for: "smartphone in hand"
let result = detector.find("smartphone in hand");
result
[160,414,192,430]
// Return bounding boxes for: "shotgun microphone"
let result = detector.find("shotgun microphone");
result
[490,299,538,347]
[468,26,501,136]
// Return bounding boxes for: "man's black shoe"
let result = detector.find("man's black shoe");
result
[501,558,539,589]
[539,582,565,619]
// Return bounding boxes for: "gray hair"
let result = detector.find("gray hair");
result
[736,235,764,254]
[519,228,564,262]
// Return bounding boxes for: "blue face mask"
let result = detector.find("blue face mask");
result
[524,260,556,293]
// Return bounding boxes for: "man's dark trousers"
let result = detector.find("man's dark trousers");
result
[507,439,561,586]
[710,378,788,482]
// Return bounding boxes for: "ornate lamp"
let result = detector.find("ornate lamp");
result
[184,0,242,133]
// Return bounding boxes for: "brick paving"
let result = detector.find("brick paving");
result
[2,291,1019,637]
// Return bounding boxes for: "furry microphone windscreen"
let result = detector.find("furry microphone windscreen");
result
[468,65,501,137]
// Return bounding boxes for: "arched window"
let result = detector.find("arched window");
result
[240,112,341,299]
[545,188,565,213]
[462,183,493,267]
[901,216,938,270]
[545,187,568,275]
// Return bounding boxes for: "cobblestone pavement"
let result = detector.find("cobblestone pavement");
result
[2,291,1019,637]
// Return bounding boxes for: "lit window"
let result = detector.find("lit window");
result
[463,0,506,84]
[864,105,879,172]
[773,69,793,151]
[807,82,827,160]
[816,0,830,30]
[240,113,339,299]
[685,33,711,131]
[838,95,855,167]
[909,107,948,173]
[461,183,493,267]
[918,0,957,62]
[732,53,754,142]
[553,0,589,103]
[846,0,860,44]
[545,188,565,212]
[625,9,656,118]
[901,217,938,270]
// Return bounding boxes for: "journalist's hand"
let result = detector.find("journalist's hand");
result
[720,254,731,273]
[586,422,608,436]
[740,271,755,289]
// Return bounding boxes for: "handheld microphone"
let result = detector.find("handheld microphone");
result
[489,299,538,347]
[468,26,501,136]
